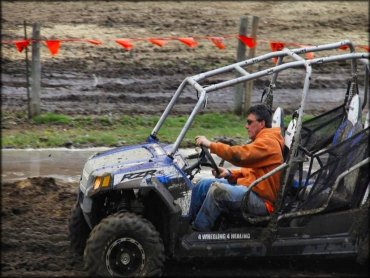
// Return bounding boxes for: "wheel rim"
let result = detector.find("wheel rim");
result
[105,237,145,276]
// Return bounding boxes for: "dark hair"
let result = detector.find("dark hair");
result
[247,104,272,128]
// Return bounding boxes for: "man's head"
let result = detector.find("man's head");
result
[245,104,272,140]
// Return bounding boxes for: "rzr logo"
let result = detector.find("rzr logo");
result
[120,170,156,182]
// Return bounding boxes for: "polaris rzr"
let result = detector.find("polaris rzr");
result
[68,40,369,277]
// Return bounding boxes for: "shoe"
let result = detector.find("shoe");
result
[190,224,202,232]
[180,215,192,223]
[185,223,201,234]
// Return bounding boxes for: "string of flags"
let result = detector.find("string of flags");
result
[2,34,369,60]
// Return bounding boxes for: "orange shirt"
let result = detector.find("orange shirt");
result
[210,127,284,204]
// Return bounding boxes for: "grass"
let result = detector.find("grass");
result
[1,112,314,149]
[32,113,72,125]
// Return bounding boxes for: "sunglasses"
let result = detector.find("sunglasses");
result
[246,119,261,125]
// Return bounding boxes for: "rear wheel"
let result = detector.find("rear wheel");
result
[84,212,165,277]
[68,203,91,255]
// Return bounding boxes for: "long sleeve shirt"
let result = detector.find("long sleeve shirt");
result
[210,127,284,204]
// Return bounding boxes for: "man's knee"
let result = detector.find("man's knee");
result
[197,178,215,187]
[209,182,232,206]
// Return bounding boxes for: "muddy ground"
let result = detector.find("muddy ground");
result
[1,177,368,277]
[1,1,369,117]
[1,1,369,277]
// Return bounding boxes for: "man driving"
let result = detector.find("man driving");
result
[188,104,284,231]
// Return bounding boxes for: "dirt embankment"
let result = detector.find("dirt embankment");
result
[1,178,86,277]
[1,1,369,117]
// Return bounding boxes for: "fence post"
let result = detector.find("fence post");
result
[30,22,41,117]
[243,16,259,115]
[234,16,248,115]
[23,21,32,119]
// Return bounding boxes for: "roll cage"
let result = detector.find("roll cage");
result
[149,40,368,158]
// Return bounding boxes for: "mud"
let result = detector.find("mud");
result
[1,1,369,116]
[1,177,368,277]
[1,178,86,277]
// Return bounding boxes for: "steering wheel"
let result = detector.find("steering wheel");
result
[199,146,220,176]
[183,145,220,179]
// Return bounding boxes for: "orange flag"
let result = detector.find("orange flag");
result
[14,39,30,53]
[270,41,285,64]
[270,41,285,52]
[44,40,61,56]
[115,39,133,50]
[209,37,225,49]
[148,38,167,47]
[359,45,370,52]
[339,45,349,51]
[238,35,256,48]
[178,37,198,48]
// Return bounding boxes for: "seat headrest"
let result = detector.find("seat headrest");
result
[284,117,297,150]
[332,94,362,145]
[272,107,285,136]
[347,94,361,126]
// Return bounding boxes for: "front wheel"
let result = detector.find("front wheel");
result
[84,212,165,277]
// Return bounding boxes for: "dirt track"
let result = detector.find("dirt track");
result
[1,177,368,277]
[1,1,369,116]
[1,1,369,277]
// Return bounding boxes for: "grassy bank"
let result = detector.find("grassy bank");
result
[2,112,309,149]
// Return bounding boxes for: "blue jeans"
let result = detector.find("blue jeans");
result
[189,178,268,231]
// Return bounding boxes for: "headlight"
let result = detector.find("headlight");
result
[89,174,112,195]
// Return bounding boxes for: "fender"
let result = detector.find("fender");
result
[140,176,182,215]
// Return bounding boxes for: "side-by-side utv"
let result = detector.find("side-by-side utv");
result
[68,40,369,277]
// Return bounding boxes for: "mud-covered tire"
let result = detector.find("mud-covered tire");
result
[68,203,91,255]
[84,212,165,277]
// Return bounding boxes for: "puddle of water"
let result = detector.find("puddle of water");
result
[1,148,110,183]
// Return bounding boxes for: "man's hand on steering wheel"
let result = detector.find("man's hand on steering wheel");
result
[212,167,230,179]
[195,136,211,148]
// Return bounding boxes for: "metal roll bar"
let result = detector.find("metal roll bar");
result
[149,40,367,157]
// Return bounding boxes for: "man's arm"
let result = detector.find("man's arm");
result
[210,138,283,168]
[196,135,242,182]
